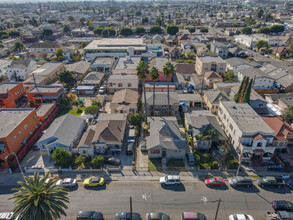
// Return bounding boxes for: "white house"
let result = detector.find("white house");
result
[218,101,275,166]
[237,68,275,90]
[6,59,37,81]
[108,74,138,93]
[29,42,60,54]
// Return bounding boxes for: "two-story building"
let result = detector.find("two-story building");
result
[108,74,138,93]
[6,60,37,81]
[0,82,26,108]
[218,101,275,166]
[29,42,60,54]
[210,42,230,59]
[195,55,226,76]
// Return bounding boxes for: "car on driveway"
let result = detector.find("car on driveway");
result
[77,211,104,220]
[104,157,121,166]
[181,212,207,220]
[160,175,181,186]
[56,178,77,188]
[229,214,254,220]
[115,212,141,220]
[272,200,293,212]
[186,153,195,166]
[145,212,170,220]
[83,177,104,187]
[204,177,225,187]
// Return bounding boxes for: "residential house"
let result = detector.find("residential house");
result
[228,47,247,58]
[271,47,290,59]
[262,116,293,152]
[90,57,115,75]
[204,71,223,88]
[195,55,226,76]
[36,103,57,123]
[178,93,203,108]
[146,57,170,82]
[203,89,230,114]
[81,72,104,87]
[215,20,245,27]
[226,57,259,73]
[144,82,176,92]
[185,110,227,150]
[190,73,207,91]
[112,56,141,75]
[110,89,138,114]
[152,34,164,44]
[76,126,95,158]
[37,114,85,152]
[25,62,65,86]
[264,93,293,116]
[176,63,195,81]
[168,47,181,60]
[0,82,25,108]
[29,42,60,53]
[6,59,37,81]
[26,84,64,107]
[210,42,230,59]
[173,72,186,90]
[218,101,275,166]
[144,92,179,116]
[237,68,275,91]
[0,59,11,81]
[0,108,40,168]
[67,61,90,77]
[146,117,188,159]
[108,74,138,93]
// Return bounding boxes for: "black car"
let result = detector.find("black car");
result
[76,211,104,220]
[287,180,293,189]
[272,200,293,212]
[115,212,141,220]
[104,157,121,166]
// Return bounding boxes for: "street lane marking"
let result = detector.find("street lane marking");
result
[201,196,208,204]
[142,193,151,201]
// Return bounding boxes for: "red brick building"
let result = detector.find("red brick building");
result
[0,108,40,168]
[0,82,25,108]
[26,85,64,107]
[36,103,57,123]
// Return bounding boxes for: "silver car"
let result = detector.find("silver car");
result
[145,213,170,220]
[56,178,77,188]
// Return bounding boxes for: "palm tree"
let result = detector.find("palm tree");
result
[136,60,149,121]
[10,172,69,220]
[163,61,175,115]
[149,66,159,116]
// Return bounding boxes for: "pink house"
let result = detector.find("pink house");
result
[145,57,173,82]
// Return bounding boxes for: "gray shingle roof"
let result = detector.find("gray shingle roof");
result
[144,92,179,105]
[204,89,230,104]
[9,59,32,70]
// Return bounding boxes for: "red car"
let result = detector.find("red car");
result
[204,177,225,187]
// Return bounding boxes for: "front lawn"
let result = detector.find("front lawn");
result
[194,150,219,170]
[149,158,162,171]
[69,107,85,116]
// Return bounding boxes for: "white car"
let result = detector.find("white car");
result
[98,87,106,94]
[0,212,14,220]
[56,178,77,188]
[160,175,181,186]
[229,214,254,220]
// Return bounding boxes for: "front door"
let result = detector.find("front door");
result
[162,150,166,157]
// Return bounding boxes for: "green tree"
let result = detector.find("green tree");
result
[270,24,285,33]
[129,112,144,127]
[241,27,252,35]
[80,42,88,49]
[101,28,116,37]
[150,25,162,34]
[120,27,133,36]
[149,66,159,114]
[57,70,76,88]
[14,22,23,28]
[188,27,195,33]
[55,48,64,61]
[136,61,149,121]
[43,28,53,38]
[80,17,86,25]
[257,8,264,18]
[142,17,149,24]
[200,27,208,33]
[234,76,246,103]
[163,62,175,115]
[239,77,249,103]
[85,105,99,115]
[92,100,101,107]
[48,19,58,24]
[0,31,7,38]
[75,155,86,166]
[1,34,9,40]
[91,156,104,168]
[287,40,293,55]
[135,26,145,35]
[195,128,220,149]
[259,27,271,34]
[135,11,142,16]
[8,30,20,37]
[13,41,24,52]
[63,25,71,33]
[242,79,253,103]
[255,40,269,51]
[166,25,179,36]
[88,26,94,31]
[93,27,104,35]
[224,70,236,82]
[68,16,75,21]
[184,60,193,64]
[282,105,293,123]
[10,172,69,220]
[51,148,73,168]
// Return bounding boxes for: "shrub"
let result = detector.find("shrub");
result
[72,100,79,106]
[91,156,104,168]
[210,161,219,169]
[75,155,86,166]
[227,159,239,169]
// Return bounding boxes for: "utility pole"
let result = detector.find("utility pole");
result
[214,198,221,220]
[130,197,133,220]
[236,147,244,177]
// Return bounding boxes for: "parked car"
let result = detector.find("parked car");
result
[56,178,77,188]
[0,212,13,220]
[145,212,170,220]
[83,177,104,187]
[76,211,104,220]
[228,176,253,188]
[187,153,195,166]
[265,211,293,220]
[286,180,293,189]
[98,87,106,94]
[104,157,121,166]
[126,143,134,155]
[140,140,147,152]
[160,175,181,186]
[256,176,285,188]
[272,200,293,212]
[229,214,254,220]
[181,212,207,220]
[204,177,225,187]
[115,212,141,220]
[128,129,135,143]
[280,173,291,180]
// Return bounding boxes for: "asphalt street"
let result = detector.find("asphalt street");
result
[1,180,292,220]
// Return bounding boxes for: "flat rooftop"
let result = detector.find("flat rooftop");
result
[36,103,55,117]
[27,85,63,94]
[29,63,63,76]
[0,82,20,94]
[92,57,115,65]
[85,38,145,50]
[220,101,274,134]
[114,57,141,70]
[0,108,35,138]
[197,55,225,63]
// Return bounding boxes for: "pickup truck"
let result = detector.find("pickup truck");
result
[265,211,293,220]
[256,176,285,188]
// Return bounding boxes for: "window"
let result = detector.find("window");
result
[279,142,284,147]
[14,136,17,141]
[128,83,131,87]
[24,124,27,130]
[151,149,160,154]
[257,142,262,147]
[118,83,122,87]
[18,131,21,135]
[33,116,36,119]
[35,124,38,128]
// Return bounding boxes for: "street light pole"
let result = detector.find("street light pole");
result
[5,151,25,180]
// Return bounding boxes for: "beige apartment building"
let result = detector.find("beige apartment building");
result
[195,55,226,76]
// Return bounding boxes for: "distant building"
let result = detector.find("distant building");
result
[90,57,115,75]
[29,42,60,54]
[6,60,37,81]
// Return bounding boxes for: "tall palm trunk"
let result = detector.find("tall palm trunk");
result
[143,80,148,122]
[167,77,170,115]
[153,81,156,116]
